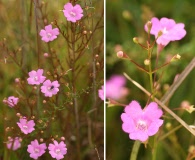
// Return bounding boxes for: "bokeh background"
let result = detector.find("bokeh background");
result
[106,0,195,159]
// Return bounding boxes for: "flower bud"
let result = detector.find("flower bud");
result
[83,30,87,34]
[144,59,150,65]
[15,78,20,83]
[95,54,99,58]
[117,51,124,58]
[61,137,65,141]
[165,122,172,130]
[44,53,49,57]
[146,21,152,32]
[19,138,22,142]
[31,116,35,119]
[171,54,181,62]
[117,51,130,59]
[96,62,100,66]
[16,113,21,117]
[133,37,139,44]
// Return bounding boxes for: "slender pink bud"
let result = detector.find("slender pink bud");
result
[146,21,152,32]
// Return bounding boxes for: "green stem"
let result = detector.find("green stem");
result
[148,42,157,160]
[152,135,157,160]
[148,64,153,94]
[3,149,9,160]
[130,140,141,160]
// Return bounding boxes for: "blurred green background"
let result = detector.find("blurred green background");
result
[106,0,195,160]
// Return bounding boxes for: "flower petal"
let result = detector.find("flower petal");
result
[147,119,163,136]
[121,113,135,133]
[64,3,73,11]
[124,101,143,119]
[143,102,163,120]
[130,130,149,142]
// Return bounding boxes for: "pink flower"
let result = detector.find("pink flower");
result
[98,86,104,100]
[7,137,21,150]
[39,25,59,42]
[121,101,163,142]
[27,139,47,159]
[27,69,46,85]
[145,17,186,46]
[3,96,19,107]
[63,3,83,23]
[41,80,60,97]
[17,118,35,134]
[106,75,128,100]
[48,140,67,160]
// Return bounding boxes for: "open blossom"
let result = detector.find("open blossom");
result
[39,24,59,42]
[41,80,60,97]
[27,139,47,159]
[48,140,67,160]
[3,96,19,107]
[17,118,35,134]
[27,69,46,85]
[7,137,21,150]
[121,101,163,142]
[145,17,186,46]
[63,3,83,23]
[105,75,128,100]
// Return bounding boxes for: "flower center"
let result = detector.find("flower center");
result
[47,33,52,38]
[55,148,61,154]
[162,27,168,34]
[34,148,40,153]
[34,76,38,81]
[70,11,76,17]
[47,86,54,91]
[8,99,14,105]
[23,125,28,130]
[136,120,147,131]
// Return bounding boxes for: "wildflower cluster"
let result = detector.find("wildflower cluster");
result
[104,16,187,146]
[2,1,83,159]
[27,139,67,160]
[1,1,103,159]
[27,69,60,97]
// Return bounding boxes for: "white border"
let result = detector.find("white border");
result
[103,0,106,158]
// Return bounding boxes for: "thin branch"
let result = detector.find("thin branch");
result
[160,57,195,103]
